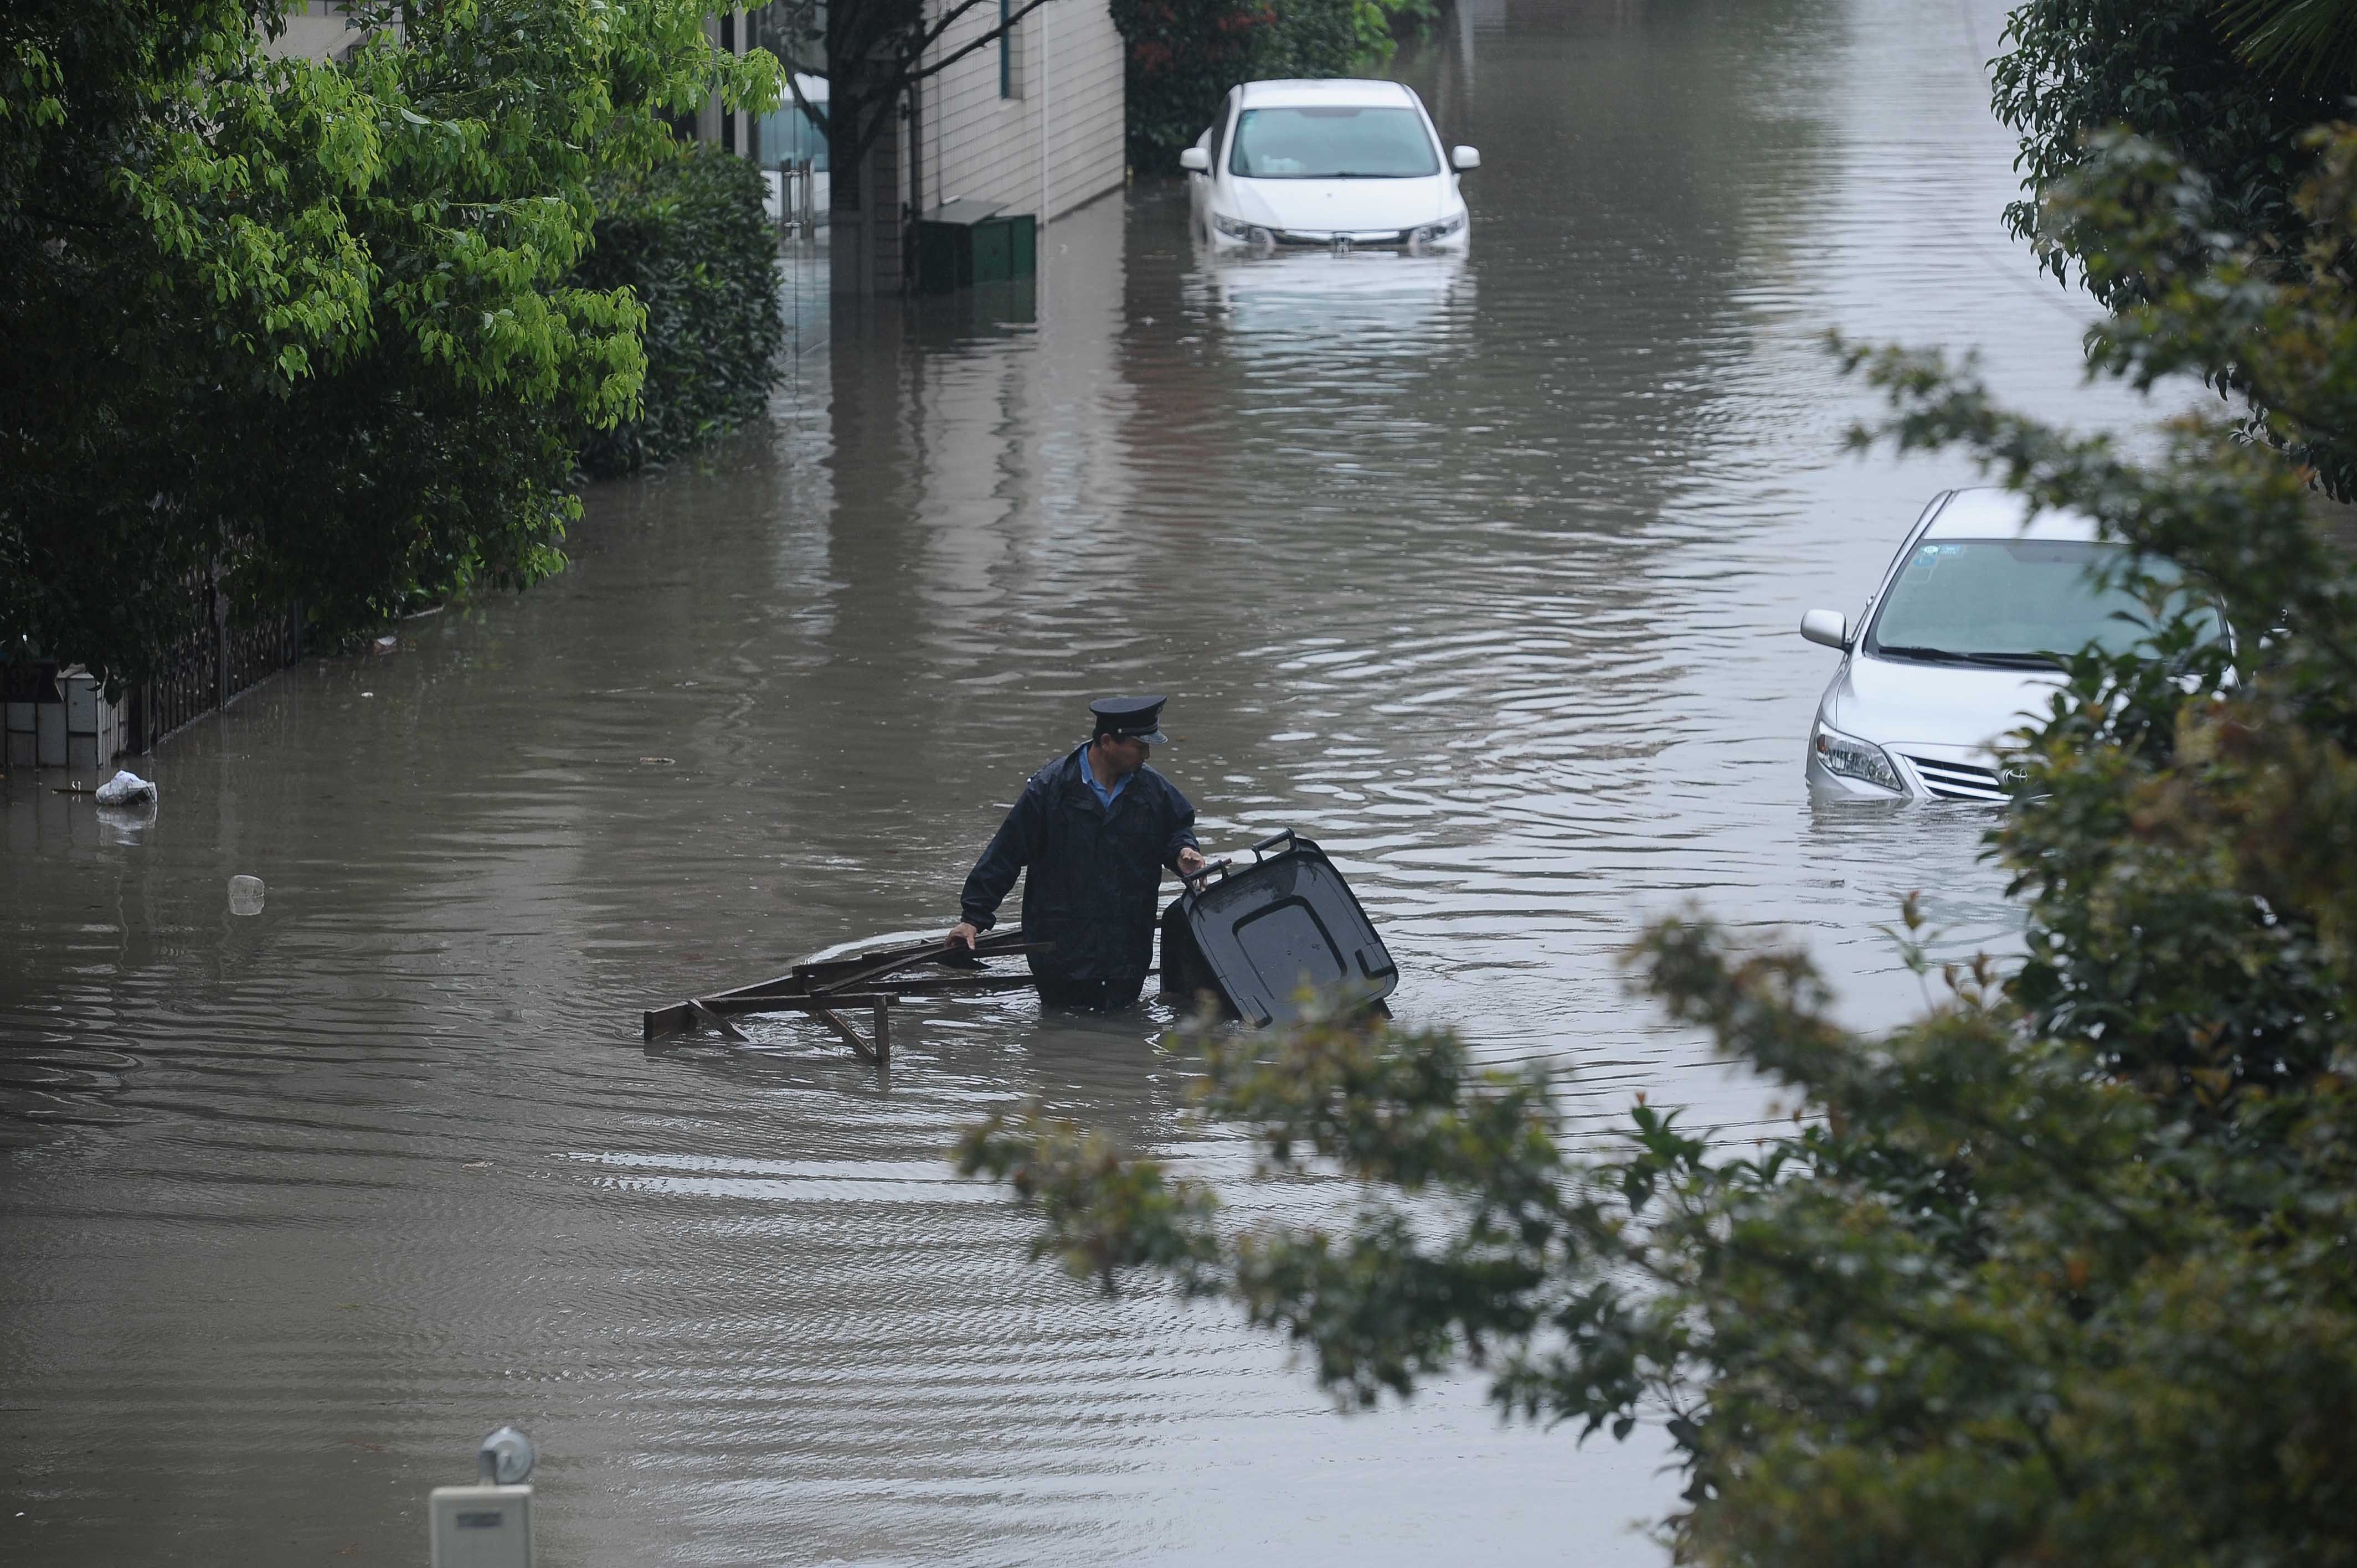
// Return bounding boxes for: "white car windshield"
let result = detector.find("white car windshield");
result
[1865,539,2222,666]
[1228,107,1440,179]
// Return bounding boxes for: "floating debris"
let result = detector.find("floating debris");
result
[93,770,157,807]
[229,876,265,916]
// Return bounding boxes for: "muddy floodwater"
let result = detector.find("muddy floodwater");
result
[3,0,2162,1561]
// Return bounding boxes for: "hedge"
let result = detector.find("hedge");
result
[574,142,784,478]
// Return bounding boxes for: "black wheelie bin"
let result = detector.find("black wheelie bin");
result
[1159,829,1398,1027]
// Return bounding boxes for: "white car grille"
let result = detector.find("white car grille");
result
[1269,228,1413,248]
[1898,753,2007,802]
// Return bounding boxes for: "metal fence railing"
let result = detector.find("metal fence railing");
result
[3,572,304,768]
[132,574,304,754]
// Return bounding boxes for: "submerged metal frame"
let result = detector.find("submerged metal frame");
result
[641,930,1047,1064]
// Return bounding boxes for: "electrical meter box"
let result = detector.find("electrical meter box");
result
[430,1484,533,1568]
[915,200,1037,293]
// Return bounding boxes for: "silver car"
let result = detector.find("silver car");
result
[1801,488,2216,802]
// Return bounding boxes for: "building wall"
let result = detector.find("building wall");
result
[262,2,372,63]
[920,0,1125,223]
[701,9,754,157]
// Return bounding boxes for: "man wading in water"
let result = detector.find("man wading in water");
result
[947,695,1208,1010]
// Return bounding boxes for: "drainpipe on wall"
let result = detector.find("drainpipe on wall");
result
[721,9,737,152]
[905,69,923,291]
[1037,0,1051,316]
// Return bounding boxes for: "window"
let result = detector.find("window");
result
[1866,540,2224,664]
[1000,0,1025,99]
[1228,106,1441,179]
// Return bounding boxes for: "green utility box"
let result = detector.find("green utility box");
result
[915,200,1037,294]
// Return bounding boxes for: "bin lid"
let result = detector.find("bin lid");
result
[1179,835,1397,1027]
[923,199,1005,228]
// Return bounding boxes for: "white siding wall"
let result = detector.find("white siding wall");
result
[920,0,1125,222]
[261,2,373,63]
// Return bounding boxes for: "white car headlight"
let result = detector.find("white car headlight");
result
[1814,723,1903,793]
[1413,214,1466,243]
[1212,214,1258,240]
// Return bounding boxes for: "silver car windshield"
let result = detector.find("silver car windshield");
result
[1865,539,2222,666]
[1228,107,1441,179]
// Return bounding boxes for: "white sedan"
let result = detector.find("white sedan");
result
[1181,79,1477,253]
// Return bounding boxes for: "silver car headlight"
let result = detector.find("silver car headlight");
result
[1413,214,1466,243]
[1814,723,1903,793]
[1212,214,1258,240]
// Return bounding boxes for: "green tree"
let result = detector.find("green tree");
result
[1993,0,2344,295]
[958,123,2357,1562]
[1992,0,2357,494]
[0,1,780,680]
[2221,0,2357,84]
[1107,0,1380,173]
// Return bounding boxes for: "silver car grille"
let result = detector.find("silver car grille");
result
[1899,754,2007,802]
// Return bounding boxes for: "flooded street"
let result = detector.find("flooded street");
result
[2,0,2159,1560]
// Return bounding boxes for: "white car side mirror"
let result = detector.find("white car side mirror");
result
[1450,146,1480,172]
[1180,147,1211,173]
[1800,608,1848,649]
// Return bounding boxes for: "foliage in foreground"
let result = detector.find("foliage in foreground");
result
[0,1,780,679]
[575,142,784,479]
[1992,0,2357,494]
[957,127,2357,1562]
[1994,0,2346,296]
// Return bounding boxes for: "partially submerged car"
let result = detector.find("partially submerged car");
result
[1801,488,2223,802]
[1181,79,1477,253]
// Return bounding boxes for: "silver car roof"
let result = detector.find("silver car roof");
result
[1922,487,2102,543]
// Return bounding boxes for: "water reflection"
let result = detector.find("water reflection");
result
[1188,249,1473,347]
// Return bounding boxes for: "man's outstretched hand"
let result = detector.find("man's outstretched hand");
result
[1176,847,1207,876]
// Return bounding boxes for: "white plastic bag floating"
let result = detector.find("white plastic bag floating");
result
[93,770,157,806]
[228,875,265,916]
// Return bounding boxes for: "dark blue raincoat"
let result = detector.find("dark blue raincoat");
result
[959,745,1200,1003]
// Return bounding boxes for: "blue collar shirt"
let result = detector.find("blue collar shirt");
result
[1079,744,1133,811]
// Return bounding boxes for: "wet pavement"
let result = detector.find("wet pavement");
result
[1,0,2160,1560]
